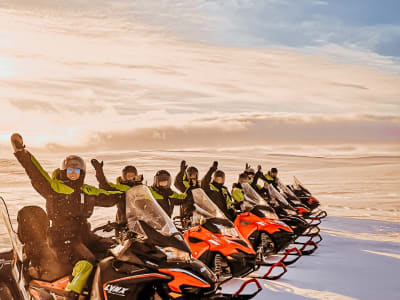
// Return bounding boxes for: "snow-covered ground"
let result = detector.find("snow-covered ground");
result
[1,150,399,299]
[222,216,400,300]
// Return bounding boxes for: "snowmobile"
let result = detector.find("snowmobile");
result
[281,177,327,219]
[233,183,315,267]
[176,188,287,282]
[267,183,323,244]
[0,186,262,300]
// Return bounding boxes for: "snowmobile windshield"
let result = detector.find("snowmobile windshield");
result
[278,181,298,199]
[268,184,291,206]
[241,184,278,219]
[191,189,238,237]
[125,185,178,239]
[191,188,227,221]
[293,176,311,195]
[242,183,268,206]
[0,197,23,259]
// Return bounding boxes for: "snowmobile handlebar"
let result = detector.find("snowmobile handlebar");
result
[92,221,124,233]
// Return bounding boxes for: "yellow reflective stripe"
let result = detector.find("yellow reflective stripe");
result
[81,184,122,196]
[31,155,74,195]
[232,188,244,202]
[171,192,187,200]
[210,184,219,192]
[108,181,131,192]
[149,187,164,200]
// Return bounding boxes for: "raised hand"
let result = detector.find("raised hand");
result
[11,133,25,152]
[180,160,188,171]
[91,159,104,170]
[212,161,218,170]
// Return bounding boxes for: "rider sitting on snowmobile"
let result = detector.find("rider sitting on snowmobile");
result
[91,159,143,227]
[175,160,200,192]
[245,164,264,192]
[231,173,250,209]
[201,161,236,221]
[50,168,115,259]
[149,170,194,218]
[264,168,280,189]
[174,160,200,218]
[11,133,125,297]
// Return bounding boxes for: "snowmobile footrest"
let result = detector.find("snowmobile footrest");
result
[232,278,262,298]
[299,240,318,255]
[250,262,287,280]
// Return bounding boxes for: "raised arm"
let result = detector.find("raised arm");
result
[80,184,124,207]
[12,133,62,198]
[91,159,119,191]
[174,160,188,193]
[201,161,218,191]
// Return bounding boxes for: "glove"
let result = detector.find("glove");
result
[257,165,262,173]
[91,159,104,170]
[11,133,25,152]
[245,163,250,170]
[212,161,218,170]
[180,160,188,171]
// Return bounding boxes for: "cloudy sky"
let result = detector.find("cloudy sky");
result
[0,0,399,155]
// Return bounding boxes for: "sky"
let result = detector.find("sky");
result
[0,0,399,155]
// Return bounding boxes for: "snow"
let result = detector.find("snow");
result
[221,216,400,300]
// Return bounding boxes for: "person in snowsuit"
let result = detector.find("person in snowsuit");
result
[174,160,200,218]
[264,168,280,189]
[149,170,193,218]
[50,168,115,259]
[91,159,143,228]
[231,173,250,210]
[201,161,236,221]
[244,164,264,192]
[11,133,124,297]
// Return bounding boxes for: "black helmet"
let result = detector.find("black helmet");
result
[214,170,225,178]
[122,165,137,181]
[245,167,255,176]
[154,170,171,188]
[61,155,86,172]
[239,173,248,180]
[187,166,198,179]
[271,168,278,173]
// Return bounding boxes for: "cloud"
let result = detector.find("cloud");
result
[0,3,399,155]
[1,109,398,154]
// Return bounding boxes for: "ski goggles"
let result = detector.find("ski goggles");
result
[67,168,81,174]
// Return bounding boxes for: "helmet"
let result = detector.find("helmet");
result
[154,170,171,188]
[245,168,255,176]
[61,155,86,172]
[214,170,225,178]
[187,166,198,179]
[122,165,138,181]
[238,172,249,184]
[271,168,278,173]
[239,173,248,180]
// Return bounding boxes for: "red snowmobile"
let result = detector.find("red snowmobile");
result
[180,188,287,282]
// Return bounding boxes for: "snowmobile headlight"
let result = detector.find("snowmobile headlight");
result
[219,226,239,238]
[160,246,191,262]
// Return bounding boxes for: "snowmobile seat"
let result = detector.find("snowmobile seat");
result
[17,206,72,282]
